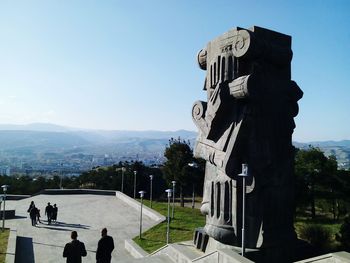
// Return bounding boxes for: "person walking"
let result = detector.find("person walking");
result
[45,202,53,224]
[36,208,41,223]
[29,205,38,226]
[96,228,114,263]
[52,204,58,223]
[27,201,35,213]
[63,231,87,263]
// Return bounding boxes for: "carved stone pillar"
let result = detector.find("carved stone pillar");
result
[192,26,303,262]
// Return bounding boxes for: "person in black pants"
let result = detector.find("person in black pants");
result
[96,228,114,263]
[29,205,38,226]
[45,202,53,224]
[52,204,58,223]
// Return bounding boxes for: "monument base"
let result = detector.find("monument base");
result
[150,236,350,263]
[194,228,209,252]
[193,230,334,263]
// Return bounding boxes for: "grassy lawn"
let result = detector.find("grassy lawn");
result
[133,201,345,254]
[133,200,205,253]
[0,229,10,263]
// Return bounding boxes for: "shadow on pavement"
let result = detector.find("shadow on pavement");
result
[7,215,27,220]
[40,221,90,229]
[32,241,65,249]
[56,222,90,229]
[33,241,96,253]
[36,225,72,231]
[15,236,35,263]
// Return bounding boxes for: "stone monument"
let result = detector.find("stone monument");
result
[192,26,303,262]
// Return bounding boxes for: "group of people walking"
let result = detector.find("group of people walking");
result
[63,228,114,263]
[27,200,115,263]
[27,201,58,226]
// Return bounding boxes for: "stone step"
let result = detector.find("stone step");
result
[217,249,254,263]
[123,254,174,263]
[152,242,204,263]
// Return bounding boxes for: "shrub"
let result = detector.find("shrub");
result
[299,224,332,251]
[337,215,350,251]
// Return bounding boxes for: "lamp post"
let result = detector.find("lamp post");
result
[116,167,126,193]
[171,181,176,219]
[138,190,146,239]
[311,168,320,219]
[1,185,9,231]
[188,163,198,210]
[122,167,125,193]
[165,189,172,244]
[149,175,153,208]
[60,163,63,189]
[238,164,248,257]
[191,185,195,209]
[0,196,3,230]
[133,170,137,199]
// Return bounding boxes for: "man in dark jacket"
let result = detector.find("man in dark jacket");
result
[29,205,38,226]
[45,202,53,224]
[96,228,114,263]
[63,231,87,263]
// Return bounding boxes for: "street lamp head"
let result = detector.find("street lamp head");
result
[149,174,153,180]
[139,190,146,198]
[1,185,9,192]
[171,181,176,186]
[238,163,248,177]
[165,188,172,198]
[116,167,126,172]
[134,170,137,175]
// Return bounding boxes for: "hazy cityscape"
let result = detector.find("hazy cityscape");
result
[0,123,197,177]
[0,123,349,179]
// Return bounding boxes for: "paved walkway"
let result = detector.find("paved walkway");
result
[5,194,159,263]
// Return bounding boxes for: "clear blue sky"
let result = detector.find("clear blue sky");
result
[0,0,349,142]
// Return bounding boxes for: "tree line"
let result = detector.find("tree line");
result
[295,146,350,220]
[1,140,350,216]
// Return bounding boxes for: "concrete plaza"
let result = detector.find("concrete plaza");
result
[5,193,161,263]
[5,193,350,263]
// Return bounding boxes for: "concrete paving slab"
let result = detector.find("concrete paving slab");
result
[5,194,160,263]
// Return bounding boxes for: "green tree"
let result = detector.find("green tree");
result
[163,138,194,207]
[295,146,327,218]
[322,155,339,220]
[183,157,205,196]
[295,146,341,219]
[77,161,165,199]
[331,169,350,219]
[338,215,350,251]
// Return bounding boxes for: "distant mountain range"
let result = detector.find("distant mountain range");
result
[0,123,198,168]
[0,123,349,170]
[0,123,196,140]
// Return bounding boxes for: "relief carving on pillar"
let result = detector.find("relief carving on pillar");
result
[192,26,303,251]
